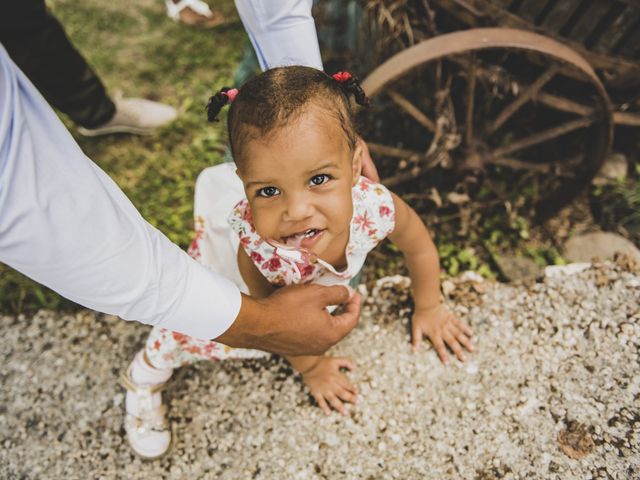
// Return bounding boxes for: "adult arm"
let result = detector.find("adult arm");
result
[0,44,359,354]
[0,43,239,339]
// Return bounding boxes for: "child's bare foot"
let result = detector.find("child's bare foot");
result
[301,357,358,415]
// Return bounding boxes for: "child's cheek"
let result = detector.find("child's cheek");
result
[325,190,353,230]
[251,209,277,240]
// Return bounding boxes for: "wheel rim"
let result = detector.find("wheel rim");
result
[360,28,613,219]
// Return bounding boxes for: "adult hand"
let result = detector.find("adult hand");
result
[215,284,362,356]
[357,136,380,183]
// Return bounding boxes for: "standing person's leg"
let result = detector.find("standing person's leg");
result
[0,0,177,135]
[0,0,115,129]
[234,0,322,71]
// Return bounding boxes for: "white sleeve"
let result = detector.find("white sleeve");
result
[234,0,323,71]
[0,44,240,340]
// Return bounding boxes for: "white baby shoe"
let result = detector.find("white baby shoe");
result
[121,352,173,459]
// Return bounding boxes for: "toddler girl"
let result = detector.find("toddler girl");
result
[121,66,474,459]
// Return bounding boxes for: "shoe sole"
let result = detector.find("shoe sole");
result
[130,432,173,461]
[77,125,157,137]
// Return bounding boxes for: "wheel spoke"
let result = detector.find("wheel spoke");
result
[435,60,442,92]
[449,57,594,120]
[487,156,580,177]
[492,117,594,157]
[488,157,552,173]
[382,170,422,188]
[613,111,640,127]
[387,90,436,132]
[367,142,429,162]
[487,65,559,134]
[464,55,476,146]
[535,92,593,116]
[382,156,441,187]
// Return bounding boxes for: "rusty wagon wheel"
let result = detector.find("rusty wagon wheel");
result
[360,28,613,220]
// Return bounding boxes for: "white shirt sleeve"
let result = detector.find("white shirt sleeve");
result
[234,0,323,71]
[0,44,240,340]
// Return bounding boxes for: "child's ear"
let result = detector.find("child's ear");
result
[351,141,363,185]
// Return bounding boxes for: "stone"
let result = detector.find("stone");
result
[2,263,639,479]
[544,263,590,278]
[494,254,542,282]
[564,231,640,264]
[592,153,627,185]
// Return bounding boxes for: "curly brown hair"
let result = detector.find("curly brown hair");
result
[206,66,368,166]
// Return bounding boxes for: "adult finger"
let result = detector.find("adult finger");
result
[411,324,423,352]
[316,284,352,306]
[358,137,381,183]
[443,331,466,362]
[330,292,362,340]
[327,393,348,416]
[432,336,450,365]
[314,393,331,416]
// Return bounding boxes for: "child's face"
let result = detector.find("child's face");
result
[237,108,362,267]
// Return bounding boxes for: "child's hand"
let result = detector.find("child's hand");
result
[412,304,473,364]
[301,357,358,416]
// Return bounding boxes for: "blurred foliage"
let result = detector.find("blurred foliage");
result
[0,0,244,314]
[3,0,638,314]
[591,164,640,247]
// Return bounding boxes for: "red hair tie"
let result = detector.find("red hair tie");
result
[223,88,239,102]
[332,71,352,83]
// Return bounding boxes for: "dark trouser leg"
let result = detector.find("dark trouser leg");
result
[0,0,115,128]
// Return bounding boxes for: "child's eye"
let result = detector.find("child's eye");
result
[309,174,331,186]
[257,186,280,198]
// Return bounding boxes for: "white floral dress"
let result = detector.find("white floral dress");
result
[144,163,396,369]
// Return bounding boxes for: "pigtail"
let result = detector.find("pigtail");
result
[332,71,369,107]
[206,87,239,122]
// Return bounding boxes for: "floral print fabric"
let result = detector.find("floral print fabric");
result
[144,175,395,370]
[228,176,395,288]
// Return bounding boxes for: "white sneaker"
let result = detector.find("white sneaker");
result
[121,361,172,459]
[78,93,177,137]
[165,0,225,27]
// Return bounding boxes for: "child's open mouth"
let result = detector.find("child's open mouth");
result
[282,228,325,249]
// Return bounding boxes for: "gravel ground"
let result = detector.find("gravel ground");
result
[1,260,639,480]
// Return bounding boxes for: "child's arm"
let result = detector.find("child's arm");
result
[237,247,277,299]
[387,192,474,364]
[237,248,357,414]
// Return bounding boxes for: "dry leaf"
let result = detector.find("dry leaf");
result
[447,192,470,205]
[558,421,594,459]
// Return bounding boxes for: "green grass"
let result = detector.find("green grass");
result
[3,0,638,313]
[0,0,246,313]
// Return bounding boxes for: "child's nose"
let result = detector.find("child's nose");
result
[283,192,314,222]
